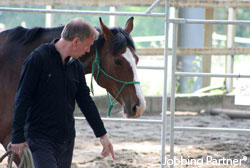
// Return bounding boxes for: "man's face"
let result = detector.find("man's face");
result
[72,35,95,58]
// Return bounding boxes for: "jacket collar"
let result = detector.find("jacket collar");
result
[50,39,75,65]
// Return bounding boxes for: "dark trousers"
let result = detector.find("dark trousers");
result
[27,138,74,168]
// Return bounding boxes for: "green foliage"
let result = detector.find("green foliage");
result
[214,8,250,47]
[209,88,227,94]
[0,5,112,29]
[140,82,150,95]
[0,5,165,38]
[117,6,165,37]
[184,56,202,93]
[236,8,250,38]
[214,8,227,36]
[52,5,110,27]
[0,5,46,28]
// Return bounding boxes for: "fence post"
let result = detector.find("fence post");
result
[225,8,236,92]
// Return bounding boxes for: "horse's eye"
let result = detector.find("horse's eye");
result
[114,59,122,66]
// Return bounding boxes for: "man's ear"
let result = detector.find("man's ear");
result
[72,37,80,47]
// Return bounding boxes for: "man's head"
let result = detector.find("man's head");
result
[61,18,99,58]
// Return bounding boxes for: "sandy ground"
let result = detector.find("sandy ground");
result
[1,112,250,168]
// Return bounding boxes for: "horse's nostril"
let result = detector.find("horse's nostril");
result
[132,104,138,114]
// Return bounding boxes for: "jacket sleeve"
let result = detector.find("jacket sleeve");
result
[76,62,107,138]
[11,51,42,144]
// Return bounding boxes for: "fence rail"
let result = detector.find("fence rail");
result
[74,117,250,134]
[174,127,250,133]
[166,18,250,25]
[175,72,250,78]
[0,7,165,17]
[137,47,250,56]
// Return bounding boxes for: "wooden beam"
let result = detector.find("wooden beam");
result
[2,0,250,8]
[202,8,214,88]
[210,108,250,119]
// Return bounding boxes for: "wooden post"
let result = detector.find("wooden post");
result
[109,6,117,27]
[202,8,214,88]
[45,5,54,27]
[225,8,236,92]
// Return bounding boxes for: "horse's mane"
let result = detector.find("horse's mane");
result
[9,26,63,45]
[111,27,135,52]
[94,27,135,55]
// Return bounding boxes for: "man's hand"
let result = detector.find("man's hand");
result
[100,134,115,159]
[11,142,28,159]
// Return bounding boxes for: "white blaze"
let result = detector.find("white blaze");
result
[122,47,146,116]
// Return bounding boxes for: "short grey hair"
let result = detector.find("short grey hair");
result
[61,18,99,41]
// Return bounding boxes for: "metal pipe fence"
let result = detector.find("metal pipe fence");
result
[75,117,163,124]
[1,4,250,168]
[160,0,170,166]
[136,47,250,56]
[169,23,177,168]
[174,127,250,134]
[168,18,250,168]
[175,72,250,78]
[166,18,250,25]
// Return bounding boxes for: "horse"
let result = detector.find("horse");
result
[0,17,146,163]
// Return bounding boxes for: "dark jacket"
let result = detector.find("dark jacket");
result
[11,40,107,144]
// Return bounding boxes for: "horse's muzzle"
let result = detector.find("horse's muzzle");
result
[124,100,146,118]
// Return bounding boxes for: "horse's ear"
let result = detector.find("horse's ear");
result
[99,17,114,42]
[124,17,134,34]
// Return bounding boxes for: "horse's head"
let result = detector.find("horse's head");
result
[93,17,146,118]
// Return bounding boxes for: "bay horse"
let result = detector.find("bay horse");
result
[0,17,146,160]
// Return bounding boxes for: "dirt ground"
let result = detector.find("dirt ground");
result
[1,112,250,168]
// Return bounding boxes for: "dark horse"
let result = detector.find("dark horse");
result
[0,17,146,159]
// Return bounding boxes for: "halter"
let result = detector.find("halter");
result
[91,48,140,117]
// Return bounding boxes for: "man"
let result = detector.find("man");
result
[11,18,115,168]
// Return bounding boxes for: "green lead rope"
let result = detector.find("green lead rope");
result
[91,48,140,117]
